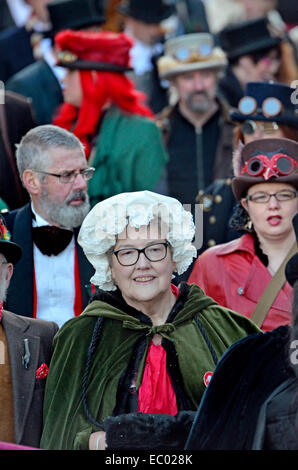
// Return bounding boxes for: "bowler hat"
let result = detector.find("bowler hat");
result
[285,213,298,287]
[232,138,298,200]
[55,29,133,72]
[157,33,227,79]
[48,0,106,36]
[230,82,298,129]
[0,215,22,265]
[219,17,281,61]
[118,0,174,24]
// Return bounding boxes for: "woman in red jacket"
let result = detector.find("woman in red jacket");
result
[189,137,298,331]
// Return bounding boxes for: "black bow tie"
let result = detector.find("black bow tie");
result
[32,225,73,256]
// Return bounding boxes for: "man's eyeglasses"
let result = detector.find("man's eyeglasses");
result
[33,167,95,184]
[113,242,169,266]
[246,190,297,204]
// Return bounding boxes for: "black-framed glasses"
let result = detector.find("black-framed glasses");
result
[246,190,297,204]
[33,167,95,184]
[113,242,169,266]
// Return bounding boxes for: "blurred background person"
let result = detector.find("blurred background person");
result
[6,0,106,125]
[197,81,298,255]
[53,29,168,207]
[189,137,298,332]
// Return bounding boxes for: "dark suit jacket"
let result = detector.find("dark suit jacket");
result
[4,204,94,319]
[6,59,64,125]
[2,309,58,447]
[0,91,36,210]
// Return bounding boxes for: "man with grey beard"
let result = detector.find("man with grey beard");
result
[155,32,235,207]
[3,125,95,327]
[0,215,58,447]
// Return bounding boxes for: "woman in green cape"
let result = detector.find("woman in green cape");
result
[40,190,259,450]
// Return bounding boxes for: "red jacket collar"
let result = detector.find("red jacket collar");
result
[215,233,255,257]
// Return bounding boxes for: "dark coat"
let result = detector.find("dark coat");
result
[0,26,35,83]
[2,309,58,447]
[3,204,94,319]
[6,59,64,125]
[217,66,244,108]
[185,325,295,450]
[155,100,234,204]
[195,178,240,256]
[0,91,36,210]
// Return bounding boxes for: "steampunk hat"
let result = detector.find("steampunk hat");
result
[285,213,298,287]
[232,138,298,200]
[0,215,22,265]
[55,29,133,72]
[118,0,174,24]
[47,0,106,36]
[157,33,227,80]
[230,82,298,129]
[219,17,281,61]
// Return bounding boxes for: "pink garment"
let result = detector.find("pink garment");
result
[188,233,293,332]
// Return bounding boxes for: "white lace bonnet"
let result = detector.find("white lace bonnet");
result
[78,190,197,291]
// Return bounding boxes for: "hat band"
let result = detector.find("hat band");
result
[241,153,298,180]
[58,50,130,70]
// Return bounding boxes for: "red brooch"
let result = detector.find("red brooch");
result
[36,363,49,379]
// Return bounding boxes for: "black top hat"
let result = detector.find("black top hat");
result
[118,0,174,24]
[285,213,298,287]
[48,0,106,36]
[219,17,281,60]
[230,82,298,129]
[0,215,22,265]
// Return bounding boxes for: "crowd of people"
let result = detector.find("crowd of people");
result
[0,0,297,452]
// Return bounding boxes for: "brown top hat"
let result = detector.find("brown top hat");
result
[232,138,298,200]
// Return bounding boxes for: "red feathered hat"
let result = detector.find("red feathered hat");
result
[55,30,133,72]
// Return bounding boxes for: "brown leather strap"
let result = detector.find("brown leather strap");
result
[250,242,297,328]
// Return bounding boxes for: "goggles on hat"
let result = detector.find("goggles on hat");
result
[241,153,297,180]
[174,43,213,62]
[240,120,280,135]
[238,96,283,118]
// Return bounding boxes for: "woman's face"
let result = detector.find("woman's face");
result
[241,182,298,241]
[62,70,83,107]
[110,223,176,312]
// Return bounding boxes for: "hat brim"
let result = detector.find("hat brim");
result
[57,59,133,72]
[232,174,298,200]
[229,111,298,129]
[159,59,227,79]
[227,36,281,60]
[0,241,22,265]
[117,4,173,23]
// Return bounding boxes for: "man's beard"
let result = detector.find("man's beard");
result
[0,265,7,303]
[40,189,90,229]
[185,91,213,114]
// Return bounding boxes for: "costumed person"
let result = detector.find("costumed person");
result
[3,125,94,327]
[6,0,106,125]
[40,190,259,450]
[53,29,168,207]
[217,17,297,108]
[189,137,298,332]
[117,0,175,113]
[155,32,233,205]
[196,80,298,255]
[185,212,298,450]
[0,215,58,448]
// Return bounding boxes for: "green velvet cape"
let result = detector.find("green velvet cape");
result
[40,285,259,450]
